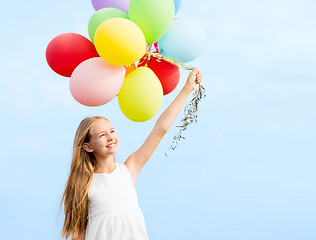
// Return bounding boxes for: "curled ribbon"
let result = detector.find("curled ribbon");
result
[140,49,206,156]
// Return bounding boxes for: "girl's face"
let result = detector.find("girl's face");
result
[84,118,119,158]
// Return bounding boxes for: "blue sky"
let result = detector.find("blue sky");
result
[1,0,316,239]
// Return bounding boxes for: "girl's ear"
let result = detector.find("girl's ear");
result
[82,143,94,153]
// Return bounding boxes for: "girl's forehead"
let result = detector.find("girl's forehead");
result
[90,119,113,134]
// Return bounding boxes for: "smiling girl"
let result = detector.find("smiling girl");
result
[60,68,202,240]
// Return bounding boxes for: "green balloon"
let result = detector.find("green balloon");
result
[88,8,129,44]
[129,0,175,44]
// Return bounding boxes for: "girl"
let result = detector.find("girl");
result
[60,68,203,240]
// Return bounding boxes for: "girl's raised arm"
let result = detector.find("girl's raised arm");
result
[124,68,202,183]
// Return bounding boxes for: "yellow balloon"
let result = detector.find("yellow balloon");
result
[118,67,163,122]
[94,18,146,66]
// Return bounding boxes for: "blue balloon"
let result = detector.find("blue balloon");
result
[158,18,206,63]
[174,0,181,14]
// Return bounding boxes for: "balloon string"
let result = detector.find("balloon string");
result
[147,43,153,52]
[146,51,194,71]
[143,51,206,156]
[140,45,154,67]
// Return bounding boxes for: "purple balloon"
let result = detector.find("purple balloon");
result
[91,0,131,13]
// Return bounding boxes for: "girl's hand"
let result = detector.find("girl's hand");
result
[184,68,203,92]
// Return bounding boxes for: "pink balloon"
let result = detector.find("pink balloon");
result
[70,57,125,107]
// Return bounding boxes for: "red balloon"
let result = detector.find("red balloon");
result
[138,56,180,95]
[153,42,159,52]
[46,33,99,77]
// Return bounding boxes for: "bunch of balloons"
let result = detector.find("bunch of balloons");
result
[46,0,206,122]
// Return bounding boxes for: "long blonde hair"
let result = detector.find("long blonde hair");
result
[60,116,108,239]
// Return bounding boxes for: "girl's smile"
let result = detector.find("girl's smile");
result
[106,142,117,148]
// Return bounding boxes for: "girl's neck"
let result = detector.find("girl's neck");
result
[94,154,116,174]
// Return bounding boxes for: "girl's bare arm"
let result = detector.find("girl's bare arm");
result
[125,68,202,181]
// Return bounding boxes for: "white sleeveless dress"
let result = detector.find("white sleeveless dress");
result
[85,163,149,240]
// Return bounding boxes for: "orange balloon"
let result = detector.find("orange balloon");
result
[124,64,136,77]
